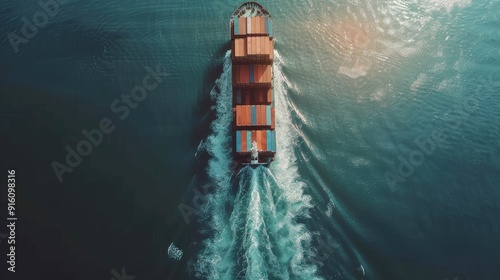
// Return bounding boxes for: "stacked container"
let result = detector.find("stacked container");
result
[231,10,275,164]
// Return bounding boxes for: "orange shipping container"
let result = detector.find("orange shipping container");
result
[266,39,270,58]
[252,37,257,54]
[260,37,266,55]
[241,65,249,83]
[255,37,259,54]
[238,40,242,57]
[260,106,266,125]
[241,130,247,151]
[238,17,247,35]
[261,130,267,150]
[262,65,267,83]
[240,107,245,126]
[243,38,248,56]
[254,65,259,82]
[237,106,243,126]
[245,105,251,125]
[234,38,244,57]
[247,17,252,34]
[235,107,240,126]
[256,129,261,149]
[240,106,246,126]
[234,39,238,56]
[269,40,274,59]
[248,37,253,55]
[265,65,271,83]
[236,105,272,127]
[257,37,262,54]
[248,37,252,55]
[251,17,255,34]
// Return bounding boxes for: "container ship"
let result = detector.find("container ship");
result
[230,2,275,165]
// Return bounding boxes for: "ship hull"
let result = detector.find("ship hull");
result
[230,2,275,165]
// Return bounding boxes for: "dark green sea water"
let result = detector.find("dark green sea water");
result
[1,0,499,279]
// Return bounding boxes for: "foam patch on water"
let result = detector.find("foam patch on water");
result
[411,73,427,91]
[338,64,371,79]
[168,243,183,261]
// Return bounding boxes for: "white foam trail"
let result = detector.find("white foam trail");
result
[193,51,235,279]
[270,51,322,279]
[193,50,323,280]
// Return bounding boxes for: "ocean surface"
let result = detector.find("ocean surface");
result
[1,0,499,279]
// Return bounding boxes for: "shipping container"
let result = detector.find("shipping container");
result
[235,129,274,152]
[236,89,242,104]
[234,38,245,57]
[239,17,247,35]
[234,64,271,84]
[237,89,271,104]
[247,130,252,151]
[247,17,252,34]
[235,105,273,128]
[234,36,273,59]
[254,17,262,34]
[251,16,256,34]
[271,107,275,129]
[233,17,239,35]
[265,17,272,37]
[236,130,241,152]
[266,130,275,151]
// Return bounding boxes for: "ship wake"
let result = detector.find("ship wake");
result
[191,51,322,280]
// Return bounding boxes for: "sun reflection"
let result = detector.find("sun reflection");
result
[333,18,377,78]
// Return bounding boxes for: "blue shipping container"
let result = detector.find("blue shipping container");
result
[251,105,256,125]
[247,130,252,151]
[267,130,275,152]
[265,17,273,37]
[236,130,242,152]
[234,17,239,35]
[237,89,242,104]
[266,106,271,125]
